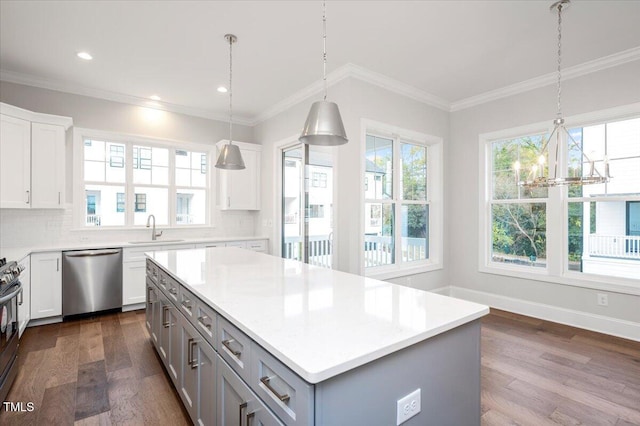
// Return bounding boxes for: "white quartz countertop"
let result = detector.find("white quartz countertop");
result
[147,247,489,383]
[1,236,268,263]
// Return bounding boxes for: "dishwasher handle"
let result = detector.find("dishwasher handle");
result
[65,249,121,258]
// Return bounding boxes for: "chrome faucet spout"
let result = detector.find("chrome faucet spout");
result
[146,214,162,240]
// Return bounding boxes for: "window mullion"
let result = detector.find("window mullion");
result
[125,142,134,226]
[393,135,402,266]
[169,148,176,227]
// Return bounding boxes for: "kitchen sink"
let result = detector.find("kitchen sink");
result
[128,239,185,244]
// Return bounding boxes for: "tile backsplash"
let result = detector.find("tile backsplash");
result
[0,207,257,249]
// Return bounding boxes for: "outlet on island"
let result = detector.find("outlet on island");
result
[396,388,421,425]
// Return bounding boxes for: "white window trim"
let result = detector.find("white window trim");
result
[361,119,443,279]
[73,127,216,230]
[479,102,640,296]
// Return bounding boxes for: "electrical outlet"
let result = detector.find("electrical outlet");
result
[396,388,421,425]
[597,293,608,306]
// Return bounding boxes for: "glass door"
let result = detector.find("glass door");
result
[281,144,333,268]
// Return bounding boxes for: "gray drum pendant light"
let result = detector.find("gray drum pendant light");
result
[216,34,245,170]
[515,0,610,188]
[299,1,348,146]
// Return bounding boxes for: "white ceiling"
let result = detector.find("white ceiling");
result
[1,1,639,123]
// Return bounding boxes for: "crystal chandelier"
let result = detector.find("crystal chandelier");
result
[515,0,610,188]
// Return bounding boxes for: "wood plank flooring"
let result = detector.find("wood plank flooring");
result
[1,309,638,425]
[0,310,190,425]
[482,309,640,426]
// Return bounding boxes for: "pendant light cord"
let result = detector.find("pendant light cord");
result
[229,35,234,144]
[556,3,563,120]
[322,1,327,101]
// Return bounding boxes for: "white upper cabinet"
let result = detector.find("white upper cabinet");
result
[0,103,72,209]
[216,141,261,211]
[0,114,31,208]
[31,122,66,208]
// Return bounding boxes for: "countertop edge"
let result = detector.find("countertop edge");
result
[147,251,490,384]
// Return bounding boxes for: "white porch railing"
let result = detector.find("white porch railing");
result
[283,235,428,269]
[176,213,193,224]
[283,235,332,268]
[86,214,101,226]
[588,235,640,260]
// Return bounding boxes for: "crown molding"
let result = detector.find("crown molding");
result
[251,63,450,125]
[450,46,640,112]
[0,69,254,126]
[3,46,638,126]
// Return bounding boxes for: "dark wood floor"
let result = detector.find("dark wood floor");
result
[1,309,639,425]
[0,310,190,425]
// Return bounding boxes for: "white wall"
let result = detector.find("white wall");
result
[449,60,640,325]
[253,77,450,291]
[0,81,259,250]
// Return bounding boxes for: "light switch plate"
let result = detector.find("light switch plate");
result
[396,388,421,425]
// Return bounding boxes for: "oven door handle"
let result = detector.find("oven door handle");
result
[0,282,22,304]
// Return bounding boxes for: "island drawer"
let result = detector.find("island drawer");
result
[246,240,267,252]
[146,259,159,283]
[218,316,252,382]
[163,275,179,302]
[178,285,196,320]
[251,344,314,426]
[194,299,217,345]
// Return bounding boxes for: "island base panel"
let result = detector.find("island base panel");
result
[314,320,481,426]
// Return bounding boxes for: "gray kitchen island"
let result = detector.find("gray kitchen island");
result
[145,247,488,425]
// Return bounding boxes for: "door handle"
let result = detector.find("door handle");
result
[187,338,198,369]
[238,402,247,426]
[162,305,170,328]
[25,190,30,204]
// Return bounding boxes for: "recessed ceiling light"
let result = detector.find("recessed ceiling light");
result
[150,95,161,101]
[77,51,93,60]
[217,86,228,93]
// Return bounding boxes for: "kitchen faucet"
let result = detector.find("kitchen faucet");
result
[146,214,163,240]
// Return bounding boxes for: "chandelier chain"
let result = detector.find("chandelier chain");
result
[556,3,563,119]
[322,1,327,101]
[229,35,233,143]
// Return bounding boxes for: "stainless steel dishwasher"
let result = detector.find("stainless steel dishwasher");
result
[62,248,122,317]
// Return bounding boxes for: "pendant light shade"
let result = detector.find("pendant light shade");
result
[299,2,348,146]
[216,143,245,170]
[216,33,245,170]
[299,100,348,146]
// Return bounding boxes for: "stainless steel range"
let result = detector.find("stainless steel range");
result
[0,258,24,402]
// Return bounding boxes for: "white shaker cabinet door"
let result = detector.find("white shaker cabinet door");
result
[30,252,62,319]
[30,122,66,208]
[0,114,31,208]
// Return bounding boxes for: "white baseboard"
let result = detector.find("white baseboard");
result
[450,286,640,342]
[122,303,145,312]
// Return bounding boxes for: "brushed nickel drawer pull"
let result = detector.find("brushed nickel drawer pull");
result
[222,338,241,357]
[181,299,192,310]
[260,376,290,403]
[169,287,177,295]
[247,411,255,425]
[197,315,212,329]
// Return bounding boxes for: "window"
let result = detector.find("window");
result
[109,145,124,168]
[481,107,640,290]
[134,193,147,212]
[363,122,443,277]
[79,131,212,228]
[309,204,324,218]
[312,172,327,188]
[116,192,125,212]
[490,133,548,267]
